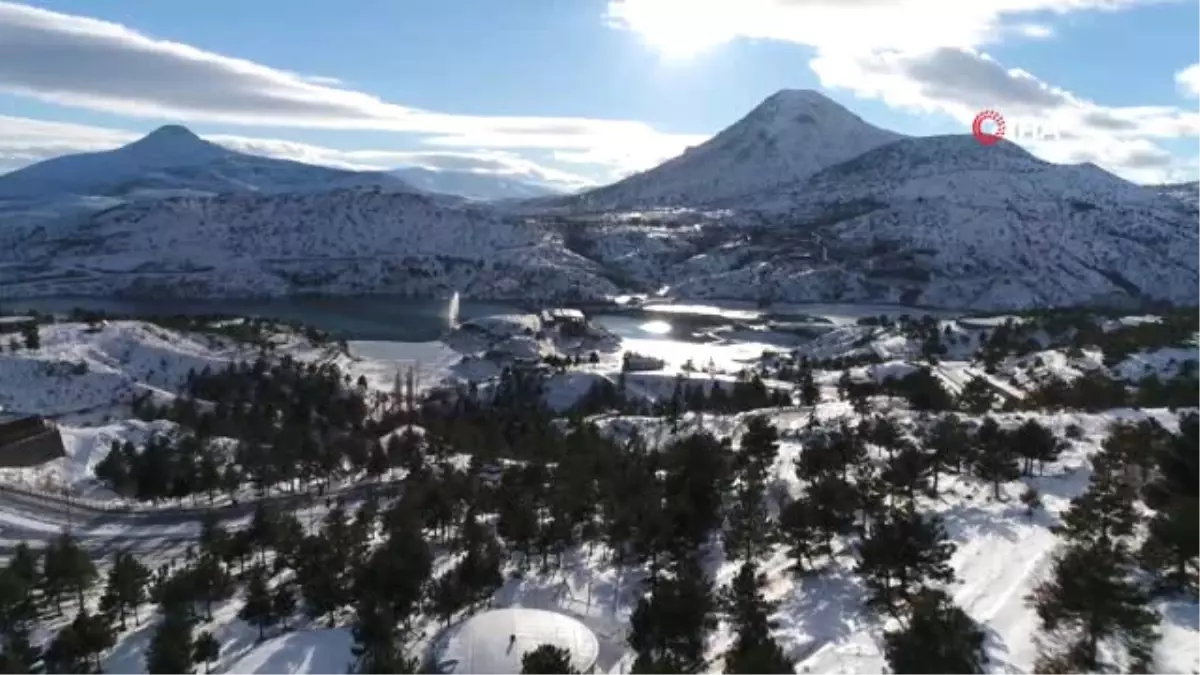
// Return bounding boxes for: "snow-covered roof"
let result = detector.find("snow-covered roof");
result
[461,314,542,337]
[433,608,599,675]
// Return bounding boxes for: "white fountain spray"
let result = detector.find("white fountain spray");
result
[447,291,461,328]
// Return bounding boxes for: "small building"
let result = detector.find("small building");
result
[432,608,600,674]
[0,416,66,468]
[540,308,586,326]
[0,316,35,335]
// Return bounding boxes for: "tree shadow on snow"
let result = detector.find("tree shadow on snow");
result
[773,566,868,666]
[103,619,158,674]
[940,504,1021,543]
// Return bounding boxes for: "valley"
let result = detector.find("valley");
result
[0,83,1195,675]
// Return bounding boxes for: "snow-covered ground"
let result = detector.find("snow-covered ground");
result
[0,321,464,495]
[0,312,1195,674]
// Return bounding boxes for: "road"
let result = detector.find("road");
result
[0,478,400,566]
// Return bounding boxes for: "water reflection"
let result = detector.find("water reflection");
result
[639,320,672,335]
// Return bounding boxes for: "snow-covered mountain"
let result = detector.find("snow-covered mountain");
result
[1155,180,1199,211]
[0,188,617,301]
[570,136,1198,310]
[389,167,566,202]
[542,90,904,212]
[0,125,413,201]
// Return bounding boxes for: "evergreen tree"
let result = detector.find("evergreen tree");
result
[884,588,986,674]
[0,624,41,673]
[272,582,297,631]
[855,506,955,613]
[1029,541,1159,672]
[971,418,1020,500]
[239,566,276,642]
[192,555,234,621]
[70,608,115,673]
[7,543,39,589]
[521,644,577,674]
[0,567,38,637]
[193,631,220,675]
[1140,413,1199,595]
[722,475,774,563]
[922,414,971,494]
[1028,446,1160,672]
[957,376,994,414]
[628,555,716,674]
[1012,419,1063,476]
[42,532,97,614]
[350,596,418,674]
[799,366,820,407]
[43,622,87,674]
[99,550,150,629]
[721,562,792,674]
[145,603,194,675]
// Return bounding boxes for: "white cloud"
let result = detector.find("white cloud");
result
[609,0,1198,182]
[1176,63,1200,98]
[0,1,701,177]
[0,115,599,190]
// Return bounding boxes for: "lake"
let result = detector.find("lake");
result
[0,295,949,343]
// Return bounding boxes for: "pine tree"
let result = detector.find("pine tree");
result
[41,531,97,614]
[193,631,220,674]
[272,582,297,631]
[192,555,234,621]
[0,624,41,673]
[7,542,39,589]
[521,644,577,674]
[884,588,986,674]
[721,562,792,674]
[0,566,38,637]
[1139,412,1198,595]
[100,550,150,629]
[723,475,774,563]
[855,506,955,613]
[799,367,820,407]
[1029,541,1159,672]
[43,622,87,674]
[71,608,115,673]
[1012,419,1063,476]
[957,376,994,414]
[971,418,1020,500]
[145,603,194,674]
[239,566,276,642]
[922,414,971,494]
[628,555,716,674]
[1028,446,1160,671]
[350,596,418,674]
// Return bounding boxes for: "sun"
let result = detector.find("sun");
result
[611,0,732,60]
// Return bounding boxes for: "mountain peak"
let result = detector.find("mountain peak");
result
[115,124,230,167]
[552,88,904,211]
[128,124,210,150]
[144,124,202,141]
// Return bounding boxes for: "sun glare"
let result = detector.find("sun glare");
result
[612,0,733,60]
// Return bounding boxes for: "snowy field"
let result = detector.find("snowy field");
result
[0,314,1195,674]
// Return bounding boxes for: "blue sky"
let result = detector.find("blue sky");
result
[1,0,1197,187]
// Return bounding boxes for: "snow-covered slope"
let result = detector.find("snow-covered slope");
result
[1156,180,1199,211]
[0,125,413,200]
[389,166,566,201]
[0,188,619,301]
[543,90,903,211]
[574,136,1198,310]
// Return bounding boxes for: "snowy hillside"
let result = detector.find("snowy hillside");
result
[568,137,1198,310]
[0,188,619,301]
[389,166,566,202]
[541,90,903,212]
[1156,180,1199,210]
[0,125,413,201]
[0,306,1194,674]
